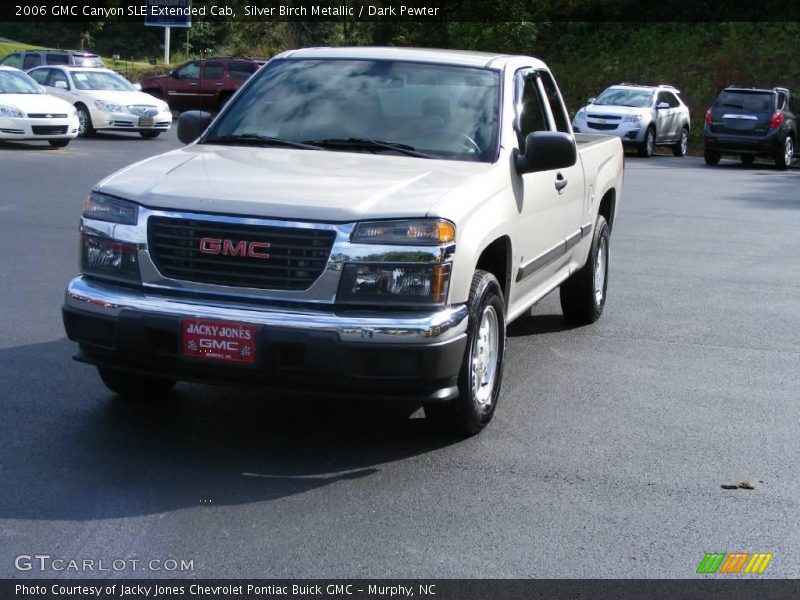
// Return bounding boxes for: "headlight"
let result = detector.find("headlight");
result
[80,234,140,284]
[575,108,586,119]
[0,104,24,118]
[94,100,127,113]
[623,114,642,123]
[338,263,450,305]
[82,193,138,225]
[351,219,455,246]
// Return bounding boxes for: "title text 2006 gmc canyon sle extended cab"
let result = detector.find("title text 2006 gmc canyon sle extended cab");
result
[63,47,624,435]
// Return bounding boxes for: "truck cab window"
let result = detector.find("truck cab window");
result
[539,70,571,133]
[515,72,549,148]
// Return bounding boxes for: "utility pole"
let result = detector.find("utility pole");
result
[164,26,171,64]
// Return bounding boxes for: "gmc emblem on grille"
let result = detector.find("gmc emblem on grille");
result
[199,237,270,259]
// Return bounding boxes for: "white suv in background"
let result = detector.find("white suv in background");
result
[572,83,690,158]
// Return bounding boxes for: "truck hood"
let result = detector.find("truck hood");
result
[95,145,493,222]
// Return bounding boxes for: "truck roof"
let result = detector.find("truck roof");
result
[276,46,545,70]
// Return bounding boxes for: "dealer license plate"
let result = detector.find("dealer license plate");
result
[139,116,154,127]
[182,318,257,364]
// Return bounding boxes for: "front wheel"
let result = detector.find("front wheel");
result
[425,270,506,436]
[638,127,655,157]
[76,104,95,137]
[740,154,755,166]
[775,136,794,170]
[98,366,176,399]
[672,127,689,157]
[560,215,610,325]
[48,139,70,148]
[704,148,721,165]
[139,131,161,139]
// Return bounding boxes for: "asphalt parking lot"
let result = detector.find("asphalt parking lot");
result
[0,130,798,579]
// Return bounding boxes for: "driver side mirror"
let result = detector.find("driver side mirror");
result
[170,70,179,79]
[587,97,596,104]
[54,80,69,90]
[177,110,213,144]
[656,101,670,109]
[514,131,577,175]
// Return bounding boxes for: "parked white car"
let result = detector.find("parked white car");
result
[27,66,172,138]
[0,66,78,147]
[572,83,690,158]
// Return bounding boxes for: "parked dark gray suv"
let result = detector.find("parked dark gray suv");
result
[703,86,797,169]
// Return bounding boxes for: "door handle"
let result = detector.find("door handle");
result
[555,173,568,194]
[215,82,223,86]
[188,82,198,86]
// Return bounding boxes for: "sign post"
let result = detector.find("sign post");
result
[145,0,192,65]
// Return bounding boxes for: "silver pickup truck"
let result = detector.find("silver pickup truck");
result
[63,47,624,435]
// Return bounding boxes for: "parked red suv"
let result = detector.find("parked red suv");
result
[139,57,265,111]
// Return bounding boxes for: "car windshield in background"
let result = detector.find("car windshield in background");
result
[594,88,653,108]
[715,91,774,112]
[206,58,501,162]
[0,70,42,94]
[71,71,135,91]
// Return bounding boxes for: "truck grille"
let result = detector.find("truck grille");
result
[587,122,619,131]
[148,217,336,291]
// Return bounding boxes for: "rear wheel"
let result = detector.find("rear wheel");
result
[672,127,689,157]
[704,148,721,165]
[48,139,69,148]
[740,154,755,165]
[139,131,161,139]
[76,104,94,137]
[775,136,794,170]
[560,215,610,325]
[425,270,506,436]
[98,367,176,399]
[638,127,655,157]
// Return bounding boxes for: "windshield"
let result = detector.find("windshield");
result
[0,70,42,94]
[594,88,653,108]
[206,58,501,162]
[71,70,135,91]
[715,91,774,112]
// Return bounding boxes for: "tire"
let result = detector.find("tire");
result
[48,139,69,148]
[672,127,689,157]
[560,215,610,325]
[704,148,721,165]
[76,104,95,138]
[425,270,506,436]
[97,366,176,399]
[774,136,793,170]
[638,127,655,157]
[139,131,161,139]
[740,154,755,165]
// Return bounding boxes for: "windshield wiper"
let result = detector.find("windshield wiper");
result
[303,138,435,159]
[203,134,321,151]
[721,103,744,109]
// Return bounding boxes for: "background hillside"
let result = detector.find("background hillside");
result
[2,21,798,146]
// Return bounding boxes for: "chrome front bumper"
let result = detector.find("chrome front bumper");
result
[65,276,469,345]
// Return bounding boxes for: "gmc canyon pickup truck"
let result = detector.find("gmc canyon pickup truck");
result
[63,47,624,435]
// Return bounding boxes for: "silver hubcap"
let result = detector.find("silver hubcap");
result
[471,305,499,409]
[785,138,793,166]
[646,131,654,155]
[78,110,87,135]
[594,237,607,306]
[680,131,688,155]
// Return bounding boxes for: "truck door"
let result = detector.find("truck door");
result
[200,60,225,110]
[655,90,678,141]
[512,70,581,303]
[169,61,202,110]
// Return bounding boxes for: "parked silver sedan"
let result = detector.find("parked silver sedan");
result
[572,84,690,157]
